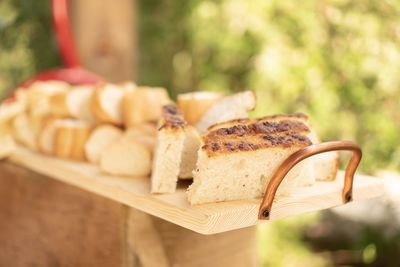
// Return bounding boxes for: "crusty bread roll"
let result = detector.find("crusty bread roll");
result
[84,125,123,164]
[151,105,186,193]
[178,126,202,179]
[122,86,171,127]
[196,90,256,133]
[177,92,223,125]
[187,116,315,205]
[53,119,92,161]
[99,137,151,177]
[91,83,133,125]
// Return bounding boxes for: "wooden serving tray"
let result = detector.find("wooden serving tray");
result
[8,147,384,234]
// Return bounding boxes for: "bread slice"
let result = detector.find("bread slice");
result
[84,125,123,164]
[151,105,186,194]
[27,81,70,136]
[38,118,58,155]
[313,152,339,181]
[27,81,70,117]
[0,88,28,125]
[11,113,38,151]
[0,134,16,160]
[208,113,339,181]
[187,118,315,205]
[123,125,157,153]
[178,126,202,179]
[91,83,131,125]
[99,136,151,177]
[177,92,223,125]
[122,86,171,127]
[53,119,92,161]
[196,91,256,133]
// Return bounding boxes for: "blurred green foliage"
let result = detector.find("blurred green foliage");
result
[1,0,399,173]
[139,0,400,174]
[0,0,60,99]
[1,1,400,266]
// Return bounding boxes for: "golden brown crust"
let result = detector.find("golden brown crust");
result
[207,113,308,131]
[203,115,312,156]
[208,120,310,137]
[158,105,186,131]
[203,132,312,156]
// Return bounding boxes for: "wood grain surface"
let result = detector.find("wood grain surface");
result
[6,147,384,235]
[0,161,259,267]
[0,162,127,267]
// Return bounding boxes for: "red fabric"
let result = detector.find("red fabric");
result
[52,0,80,68]
[19,67,104,88]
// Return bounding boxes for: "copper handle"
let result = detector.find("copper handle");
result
[258,141,362,220]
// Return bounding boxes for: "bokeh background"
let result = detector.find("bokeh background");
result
[1,0,399,266]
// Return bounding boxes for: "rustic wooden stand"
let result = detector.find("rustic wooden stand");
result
[0,147,383,267]
[0,161,258,267]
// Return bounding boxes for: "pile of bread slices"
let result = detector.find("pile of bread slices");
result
[0,80,339,205]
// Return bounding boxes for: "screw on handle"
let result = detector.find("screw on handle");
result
[258,141,362,220]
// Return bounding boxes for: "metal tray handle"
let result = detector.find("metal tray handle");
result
[258,141,362,220]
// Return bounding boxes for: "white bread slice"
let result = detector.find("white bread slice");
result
[49,85,96,121]
[196,90,256,133]
[123,126,157,153]
[53,119,92,161]
[122,86,171,127]
[11,113,38,151]
[151,105,186,194]
[313,152,339,181]
[99,136,151,177]
[0,88,28,125]
[91,83,130,125]
[178,126,202,179]
[187,118,315,205]
[177,92,223,125]
[84,125,123,164]
[0,134,16,160]
[38,119,58,155]
[49,90,69,117]
[27,81,70,136]
[67,85,96,121]
[27,81,70,117]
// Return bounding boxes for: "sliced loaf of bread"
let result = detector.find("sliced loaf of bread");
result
[187,117,315,205]
[99,135,151,177]
[91,83,133,125]
[151,105,186,193]
[53,119,92,161]
[178,125,202,179]
[208,113,339,181]
[177,91,223,125]
[122,86,170,127]
[196,91,256,133]
[84,125,123,164]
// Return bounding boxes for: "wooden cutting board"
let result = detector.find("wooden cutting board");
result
[8,147,384,234]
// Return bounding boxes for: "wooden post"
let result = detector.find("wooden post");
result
[70,0,137,82]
